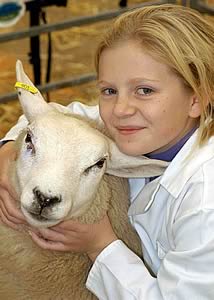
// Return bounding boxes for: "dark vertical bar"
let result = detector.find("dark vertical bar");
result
[119,0,128,8]
[29,3,41,85]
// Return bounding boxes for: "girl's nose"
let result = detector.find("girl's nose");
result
[113,94,136,118]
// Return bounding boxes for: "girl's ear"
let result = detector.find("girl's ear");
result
[189,94,202,118]
[16,60,54,122]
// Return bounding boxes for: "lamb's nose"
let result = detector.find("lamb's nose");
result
[33,187,62,208]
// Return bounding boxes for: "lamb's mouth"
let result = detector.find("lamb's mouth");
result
[28,211,49,221]
[22,206,55,222]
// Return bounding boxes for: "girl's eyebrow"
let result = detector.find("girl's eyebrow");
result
[97,77,160,87]
[130,77,160,84]
[96,80,113,88]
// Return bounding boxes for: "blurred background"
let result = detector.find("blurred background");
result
[0,0,213,138]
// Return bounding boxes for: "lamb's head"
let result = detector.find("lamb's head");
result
[15,111,109,228]
[13,60,168,228]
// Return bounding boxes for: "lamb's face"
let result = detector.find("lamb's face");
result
[15,112,109,228]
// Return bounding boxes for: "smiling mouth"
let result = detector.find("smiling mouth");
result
[117,127,144,135]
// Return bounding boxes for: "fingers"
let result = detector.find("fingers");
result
[52,214,107,232]
[28,224,88,252]
[51,219,84,232]
[0,189,25,222]
[27,213,114,255]
[29,231,67,251]
[0,188,26,230]
[0,204,23,230]
[0,142,25,229]
[0,177,17,200]
[5,184,17,200]
[37,228,67,243]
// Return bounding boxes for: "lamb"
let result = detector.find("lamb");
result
[0,61,167,300]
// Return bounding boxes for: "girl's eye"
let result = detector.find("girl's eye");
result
[136,87,153,95]
[101,88,117,96]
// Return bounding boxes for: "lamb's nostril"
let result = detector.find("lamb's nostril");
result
[33,187,62,209]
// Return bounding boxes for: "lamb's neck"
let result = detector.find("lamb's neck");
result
[74,175,111,224]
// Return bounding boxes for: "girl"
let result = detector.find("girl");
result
[0,4,214,299]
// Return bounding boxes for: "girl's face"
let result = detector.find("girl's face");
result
[97,41,201,156]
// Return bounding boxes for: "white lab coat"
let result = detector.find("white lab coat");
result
[2,102,214,299]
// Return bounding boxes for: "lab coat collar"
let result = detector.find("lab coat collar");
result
[128,177,161,215]
[160,130,214,198]
[128,130,214,215]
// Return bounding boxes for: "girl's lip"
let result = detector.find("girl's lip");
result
[116,126,145,135]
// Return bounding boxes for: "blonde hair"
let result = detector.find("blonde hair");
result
[95,4,214,146]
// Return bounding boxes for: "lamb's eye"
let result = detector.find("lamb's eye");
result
[94,158,106,169]
[25,133,34,152]
[84,158,106,175]
[25,133,32,144]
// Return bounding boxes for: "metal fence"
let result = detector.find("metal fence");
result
[0,0,213,103]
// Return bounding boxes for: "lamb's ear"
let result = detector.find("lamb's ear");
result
[15,60,53,122]
[106,139,169,178]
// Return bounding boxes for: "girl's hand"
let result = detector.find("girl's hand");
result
[0,142,26,230]
[29,214,118,261]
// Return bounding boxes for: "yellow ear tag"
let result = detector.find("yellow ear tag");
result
[15,82,38,94]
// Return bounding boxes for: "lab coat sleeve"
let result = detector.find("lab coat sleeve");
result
[86,240,163,299]
[158,209,214,299]
[86,179,214,300]
[0,101,100,145]
[158,173,214,299]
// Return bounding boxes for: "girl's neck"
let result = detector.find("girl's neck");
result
[146,127,197,162]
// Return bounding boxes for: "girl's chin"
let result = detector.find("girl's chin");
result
[116,143,149,156]
[112,133,156,156]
